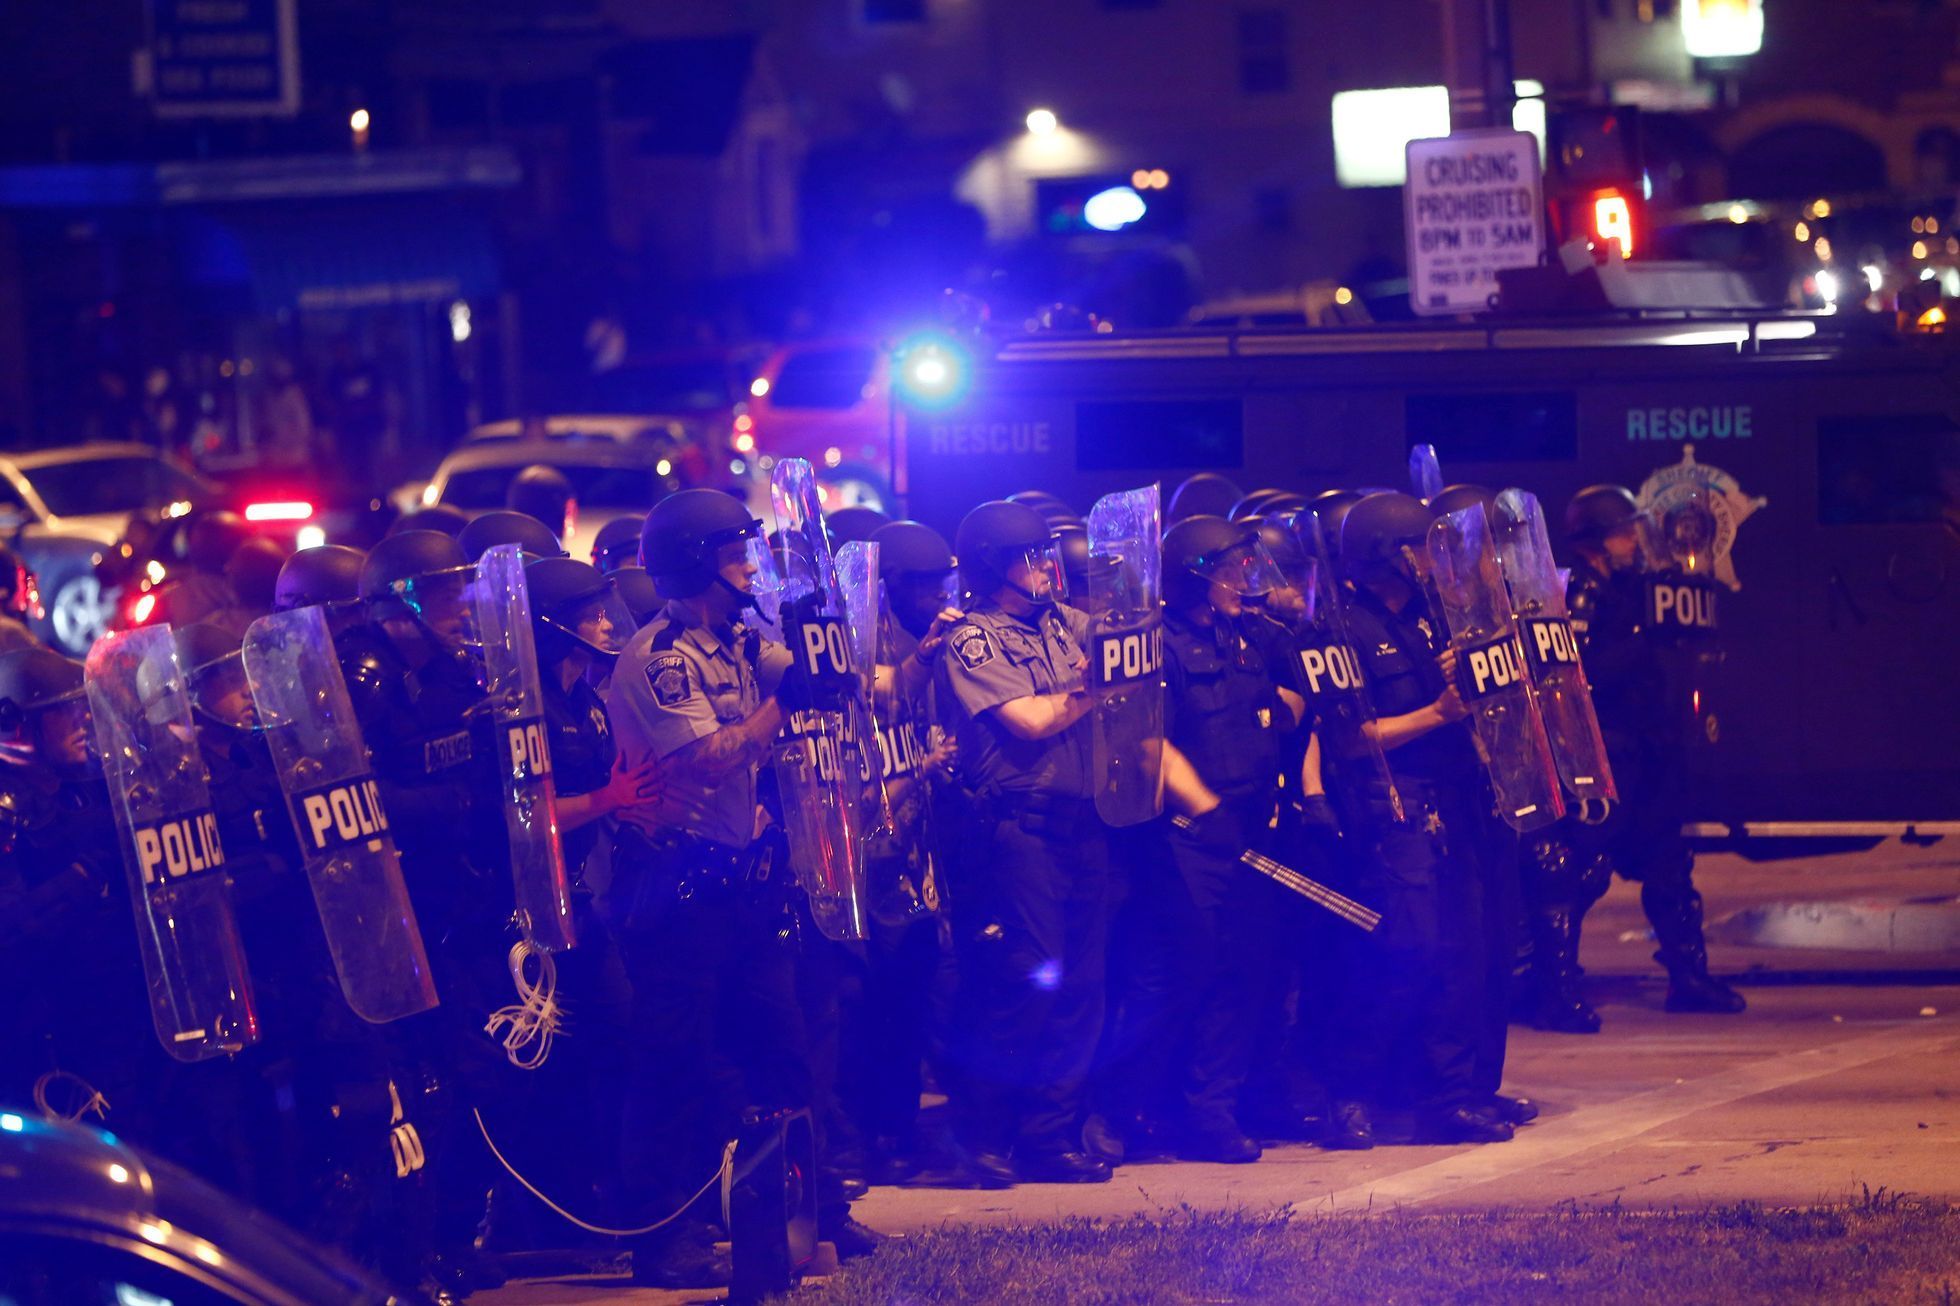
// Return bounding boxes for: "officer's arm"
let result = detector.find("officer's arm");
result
[664,700,784,782]
[1277,685,1306,730]
[1160,740,1222,818]
[992,688,1095,742]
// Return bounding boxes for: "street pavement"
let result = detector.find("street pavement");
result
[482,837,1960,1302]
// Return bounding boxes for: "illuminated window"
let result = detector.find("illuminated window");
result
[1237,9,1290,95]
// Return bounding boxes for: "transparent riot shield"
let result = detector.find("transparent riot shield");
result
[866,580,945,926]
[1290,510,1405,824]
[1490,490,1618,811]
[1086,483,1165,827]
[1426,506,1567,832]
[1409,443,1445,504]
[835,541,881,704]
[769,458,871,942]
[1635,484,1725,743]
[242,606,439,1024]
[473,543,576,953]
[85,626,259,1061]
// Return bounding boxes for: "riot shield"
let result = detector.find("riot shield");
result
[1425,505,1567,832]
[1490,490,1618,810]
[1409,444,1445,504]
[866,581,946,926]
[85,626,259,1061]
[242,606,439,1024]
[473,543,577,953]
[835,541,881,705]
[1635,484,1725,743]
[769,458,871,942]
[1289,510,1404,824]
[1086,484,1165,827]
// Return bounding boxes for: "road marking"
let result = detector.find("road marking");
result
[1313,1020,1960,1211]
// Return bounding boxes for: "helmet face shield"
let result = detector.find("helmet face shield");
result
[557,582,639,659]
[1192,534,1285,602]
[1003,541,1068,603]
[34,695,95,772]
[390,563,483,656]
[189,655,260,731]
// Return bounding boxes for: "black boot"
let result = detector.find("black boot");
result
[1644,886,1746,1014]
[1530,909,1601,1034]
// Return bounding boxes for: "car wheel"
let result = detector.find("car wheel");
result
[46,571,113,655]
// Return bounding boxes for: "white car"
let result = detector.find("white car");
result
[417,439,695,563]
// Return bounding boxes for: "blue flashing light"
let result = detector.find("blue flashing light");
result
[1083,186,1147,232]
[0,1112,22,1132]
[892,333,972,409]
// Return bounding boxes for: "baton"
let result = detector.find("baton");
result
[1171,815,1381,932]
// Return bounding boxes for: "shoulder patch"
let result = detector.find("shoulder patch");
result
[951,627,996,672]
[646,652,694,707]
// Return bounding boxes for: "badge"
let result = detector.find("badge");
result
[1256,707,1272,729]
[952,628,995,671]
[647,652,692,707]
[1636,447,1767,589]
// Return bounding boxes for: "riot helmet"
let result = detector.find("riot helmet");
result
[0,647,91,774]
[1164,515,1284,614]
[1228,489,1286,522]
[1312,489,1366,563]
[871,520,958,638]
[274,544,367,614]
[507,464,576,539]
[526,557,636,666]
[175,622,257,732]
[609,565,663,626]
[389,504,470,538]
[1255,515,1313,624]
[826,505,891,546]
[956,500,1067,605]
[639,488,770,608]
[1431,483,1499,519]
[590,513,645,574]
[459,509,566,563]
[1007,490,1082,532]
[1564,484,1640,545]
[1167,473,1244,524]
[1341,491,1436,585]
[360,530,478,652]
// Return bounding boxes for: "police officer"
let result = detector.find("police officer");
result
[610,565,662,627]
[936,499,1111,1185]
[826,505,891,546]
[148,509,249,628]
[0,649,172,1154]
[590,514,645,575]
[338,529,514,1296]
[1549,486,1745,1019]
[1103,516,1302,1164]
[1321,492,1514,1146]
[606,489,877,1285]
[389,503,470,538]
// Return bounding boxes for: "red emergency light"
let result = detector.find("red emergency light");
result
[244,500,314,522]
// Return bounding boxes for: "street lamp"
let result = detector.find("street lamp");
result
[1025,108,1058,137]
[350,106,371,152]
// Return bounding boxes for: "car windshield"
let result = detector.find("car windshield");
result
[591,360,736,413]
[442,462,657,510]
[769,346,877,410]
[25,456,207,518]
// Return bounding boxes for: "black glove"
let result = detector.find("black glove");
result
[1294,793,1341,836]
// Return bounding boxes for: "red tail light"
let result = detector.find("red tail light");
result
[132,592,158,625]
[244,501,314,522]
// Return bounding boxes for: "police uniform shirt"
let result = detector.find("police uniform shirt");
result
[1345,588,1481,785]
[936,600,1095,799]
[608,598,791,849]
[1162,610,1286,804]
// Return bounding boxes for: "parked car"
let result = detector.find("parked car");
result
[745,339,893,511]
[416,439,696,562]
[0,1112,404,1304]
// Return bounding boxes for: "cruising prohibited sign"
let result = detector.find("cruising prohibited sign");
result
[1404,129,1545,315]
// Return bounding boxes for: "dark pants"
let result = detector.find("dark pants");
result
[1101,799,1287,1132]
[617,885,809,1230]
[948,796,1112,1155]
[1322,786,1489,1115]
[839,912,946,1153]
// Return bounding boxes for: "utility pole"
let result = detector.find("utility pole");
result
[1442,0,1517,130]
